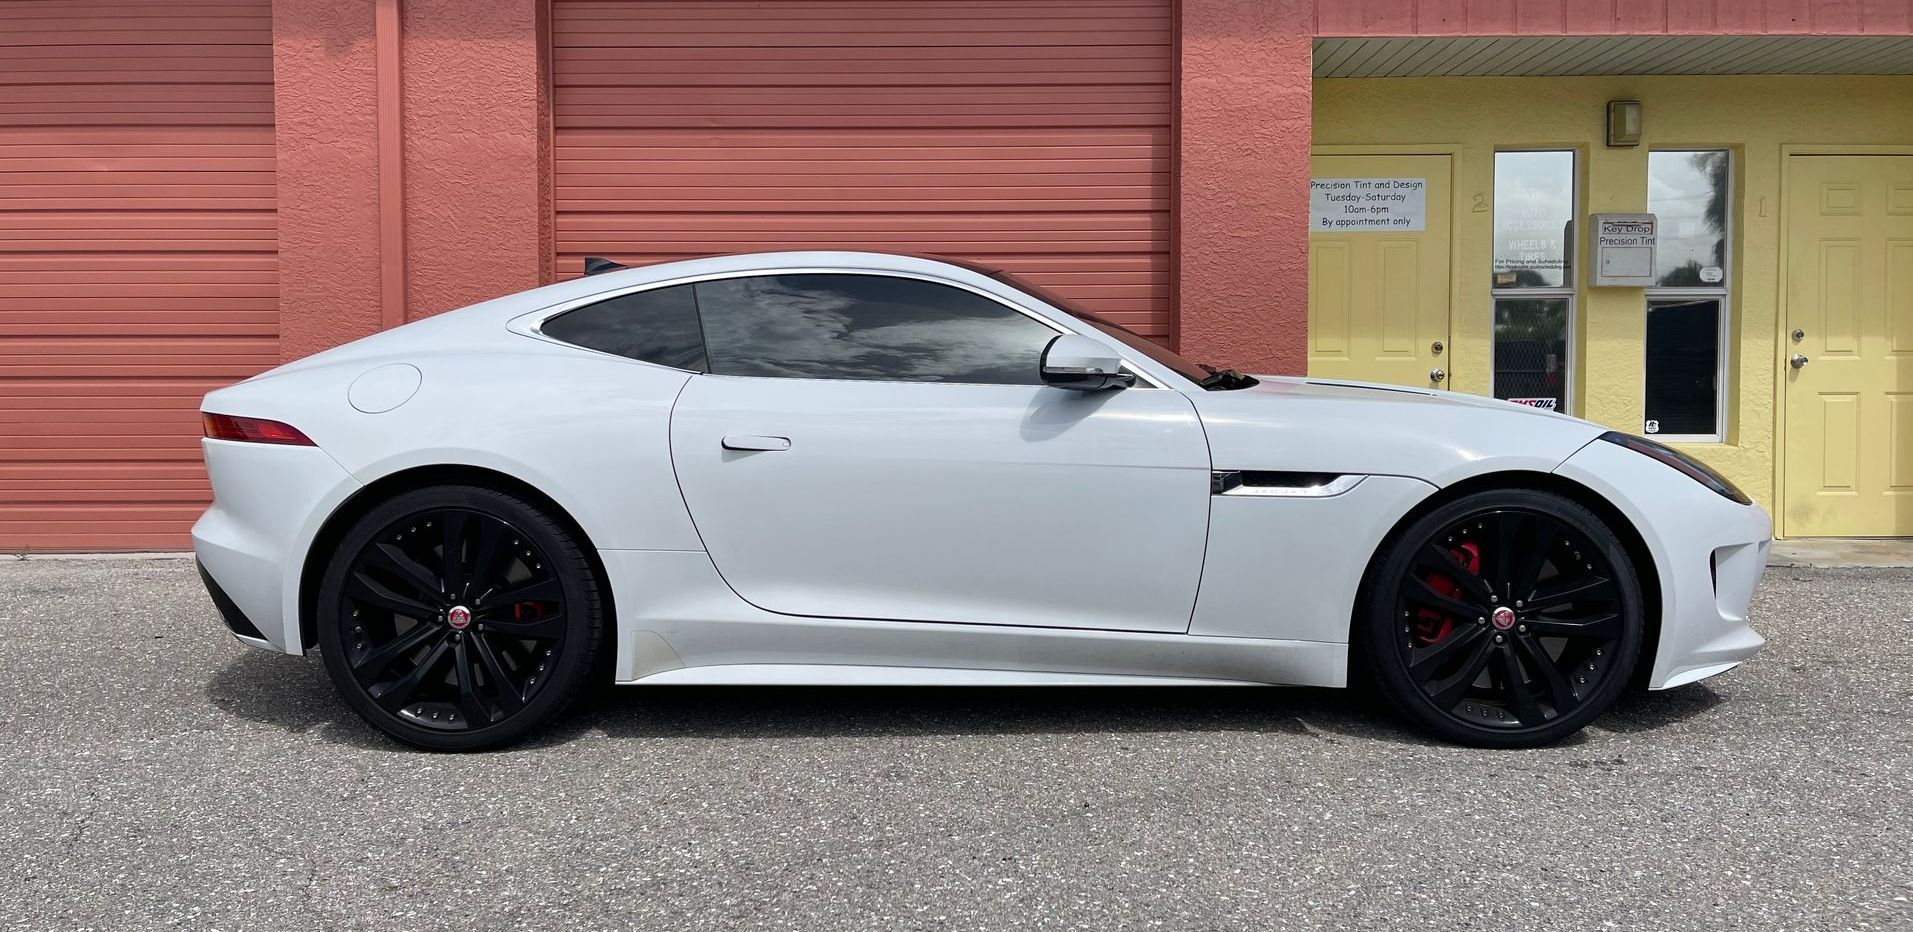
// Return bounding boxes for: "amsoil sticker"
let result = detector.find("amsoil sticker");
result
[1509,397,1558,410]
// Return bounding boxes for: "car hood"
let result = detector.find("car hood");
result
[1188,376,1607,487]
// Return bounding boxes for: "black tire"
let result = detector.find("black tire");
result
[1358,488,1644,748]
[316,485,604,751]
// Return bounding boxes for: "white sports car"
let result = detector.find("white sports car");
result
[193,252,1770,751]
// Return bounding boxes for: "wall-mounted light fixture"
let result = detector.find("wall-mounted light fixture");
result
[1607,100,1642,147]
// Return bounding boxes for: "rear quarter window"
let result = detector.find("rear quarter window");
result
[541,283,707,371]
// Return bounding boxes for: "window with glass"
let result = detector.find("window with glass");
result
[540,283,709,371]
[692,273,1061,384]
[1491,151,1576,412]
[1642,149,1730,440]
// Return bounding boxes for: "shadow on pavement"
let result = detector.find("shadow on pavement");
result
[205,650,394,750]
[1600,682,1725,732]
[558,684,1399,745]
[204,648,1727,752]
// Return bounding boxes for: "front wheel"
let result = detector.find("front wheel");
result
[1359,488,1644,748]
[315,485,604,751]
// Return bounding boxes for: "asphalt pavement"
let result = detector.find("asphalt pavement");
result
[1,558,1908,931]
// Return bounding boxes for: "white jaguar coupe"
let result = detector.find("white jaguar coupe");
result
[193,252,1770,750]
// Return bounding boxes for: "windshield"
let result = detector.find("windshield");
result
[979,267,1251,389]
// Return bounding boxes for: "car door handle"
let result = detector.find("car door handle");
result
[721,434,791,452]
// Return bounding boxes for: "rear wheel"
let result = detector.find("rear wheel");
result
[316,485,603,751]
[1359,488,1643,747]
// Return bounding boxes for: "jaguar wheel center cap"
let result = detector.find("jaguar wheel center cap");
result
[1491,606,1516,631]
[447,605,473,630]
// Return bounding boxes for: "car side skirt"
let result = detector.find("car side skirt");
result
[632,666,1273,687]
[599,550,1349,688]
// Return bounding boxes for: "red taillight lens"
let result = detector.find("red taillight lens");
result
[202,412,316,446]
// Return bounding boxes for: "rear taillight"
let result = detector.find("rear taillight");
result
[202,412,316,446]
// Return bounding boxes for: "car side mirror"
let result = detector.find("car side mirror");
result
[1040,333,1135,391]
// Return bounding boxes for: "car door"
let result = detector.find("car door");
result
[668,271,1211,633]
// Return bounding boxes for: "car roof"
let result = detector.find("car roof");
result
[263,250,1184,387]
[562,250,993,292]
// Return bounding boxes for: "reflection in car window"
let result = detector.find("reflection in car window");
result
[980,267,1216,386]
[540,283,708,371]
[693,274,1059,384]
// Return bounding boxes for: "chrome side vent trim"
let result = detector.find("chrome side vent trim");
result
[1212,471,1365,498]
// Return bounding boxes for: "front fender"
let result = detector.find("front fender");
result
[1553,439,1770,689]
[1190,381,1605,487]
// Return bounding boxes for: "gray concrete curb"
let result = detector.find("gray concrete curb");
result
[1767,539,1913,569]
[5,551,193,562]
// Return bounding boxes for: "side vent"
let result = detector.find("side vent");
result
[1211,471,1365,498]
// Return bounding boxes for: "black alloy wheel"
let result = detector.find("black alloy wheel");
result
[1361,488,1643,747]
[316,485,602,751]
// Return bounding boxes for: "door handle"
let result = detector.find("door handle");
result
[721,434,791,452]
[1789,354,1810,370]
[1429,368,1447,383]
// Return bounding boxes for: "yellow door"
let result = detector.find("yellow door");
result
[1308,154,1452,388]
[1783,155,1913,537]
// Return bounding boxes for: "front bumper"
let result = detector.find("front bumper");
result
[1555,439,1770,689]
[191,438,360,654]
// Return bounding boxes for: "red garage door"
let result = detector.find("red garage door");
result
[552,0,1174,337]
[0,1,277,551]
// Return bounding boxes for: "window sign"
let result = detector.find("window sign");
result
[1648,150,1729,287]
[1492,151,1575,288]
[1309,178,1427,232]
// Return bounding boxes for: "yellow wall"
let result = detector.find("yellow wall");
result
[1312,75,1913,514]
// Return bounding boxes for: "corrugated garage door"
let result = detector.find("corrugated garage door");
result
[0,1,276,551]
[552,0,1174,338]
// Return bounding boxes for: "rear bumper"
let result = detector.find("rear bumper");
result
[196,558,275,651]
[1554,440,1771,689]
[190,438,360,654]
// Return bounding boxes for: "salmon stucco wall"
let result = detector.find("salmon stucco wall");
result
[274,0,383,361]
[1313,73,1913,511]
[1177,0,1313,375]
[275,0,546,361]
[401,0,547,320]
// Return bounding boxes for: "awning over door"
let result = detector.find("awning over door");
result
[1314,34,1913,77]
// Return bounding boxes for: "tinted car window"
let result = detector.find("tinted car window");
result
[985,268,1209,386]
[694,274,1058,384]
[541,283,707,371]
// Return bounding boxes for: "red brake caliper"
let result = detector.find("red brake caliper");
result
[1413,540,1480,646]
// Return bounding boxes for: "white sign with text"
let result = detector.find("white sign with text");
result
[1310,178,1427,232]
[1590,212,1658,286]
